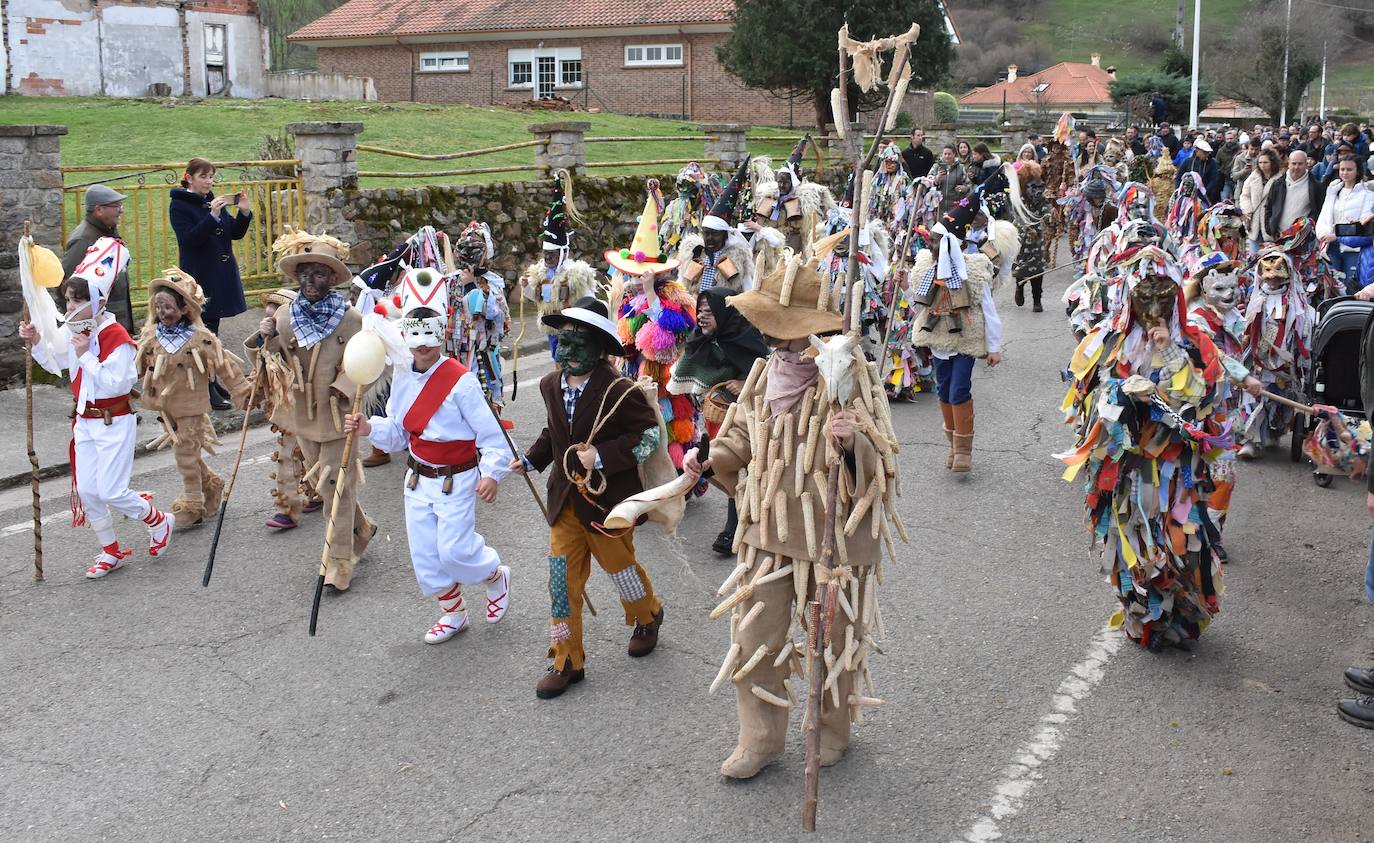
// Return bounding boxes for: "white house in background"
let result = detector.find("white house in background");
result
[2,0,268,97]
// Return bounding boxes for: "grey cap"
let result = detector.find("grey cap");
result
[85,184,127,209]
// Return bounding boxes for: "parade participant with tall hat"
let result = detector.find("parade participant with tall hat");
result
[610,198,698,467]
[751,139,810,254]
[520,171,600,357]
[678,158,756,294]
[682,252,903,779]
[345,266,514,644]
[247,231,380,590]
[1056,246,1229,650]
[512,296,667,699]
[134,267,251,529]
[911,198,1008,473]
[20,237,174,578]
[657,162,720,253]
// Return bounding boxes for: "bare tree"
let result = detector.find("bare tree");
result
[1207,0,1339,123]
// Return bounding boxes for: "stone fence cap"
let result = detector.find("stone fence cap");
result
[528,122,592,133]
[286,122,364,135]
[0,125,68,137]
[699,124,751,132]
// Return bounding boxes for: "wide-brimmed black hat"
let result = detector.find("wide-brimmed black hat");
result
[541,296,622,356]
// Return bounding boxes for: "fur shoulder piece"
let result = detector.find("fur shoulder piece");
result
[557,259,601,301]
[988,219,1021,290]
[798,182,837,219]
[676,231,705,266]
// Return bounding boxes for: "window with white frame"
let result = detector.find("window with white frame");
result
[624,43,683,67]
[419,51,470,72]
[509,47,581,88]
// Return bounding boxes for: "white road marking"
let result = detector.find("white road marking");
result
[956,623,1123,843]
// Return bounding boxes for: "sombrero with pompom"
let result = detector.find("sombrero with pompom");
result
[605,194,681,277]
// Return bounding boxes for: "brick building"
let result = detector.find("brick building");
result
[3,0,268,97]
[288,0,807,125]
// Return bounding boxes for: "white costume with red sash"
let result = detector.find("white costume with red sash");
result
[365,356,513,595]
[31,315,148,540]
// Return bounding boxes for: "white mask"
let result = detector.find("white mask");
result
[402,315,445,348]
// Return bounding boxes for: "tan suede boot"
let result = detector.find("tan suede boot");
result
[951,401,975,473]
[939,401,956,470]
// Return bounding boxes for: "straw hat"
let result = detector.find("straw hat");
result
[146,267,207,324]
[273,229,352,285]
[262,288,298,309]
[727,256,844,340]
[605,194,681,277]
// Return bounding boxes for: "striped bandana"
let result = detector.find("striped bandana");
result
[289,290,347,349]
[155,322,194,353]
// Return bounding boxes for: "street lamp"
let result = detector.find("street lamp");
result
[1280,0,1293,125]
[1188,0,1201,129]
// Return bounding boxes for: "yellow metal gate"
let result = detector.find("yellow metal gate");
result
[60,160,304,312]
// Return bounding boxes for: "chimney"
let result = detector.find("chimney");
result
[1007,64,1018,83]
[1106,65,1117,79]
[1090,52,1101,67]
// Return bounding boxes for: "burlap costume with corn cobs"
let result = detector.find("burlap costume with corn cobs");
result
[707,255,904,777]
[136,269,250,528]
[257,287,323,521]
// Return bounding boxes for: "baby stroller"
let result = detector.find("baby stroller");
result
[1291,295,1373,486]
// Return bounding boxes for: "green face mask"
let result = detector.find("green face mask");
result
[555,328,601,375]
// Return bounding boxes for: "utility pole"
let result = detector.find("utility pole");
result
[1318,41,1327,121]
[1188,0,1201,129]
[1174,0,1187,49]
[1279,0,1293,125]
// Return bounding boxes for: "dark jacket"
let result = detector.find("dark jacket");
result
[1362,309,1374,493]
[1262,174,1326,240]
[1215,141,1242,181]
[1176,155,1222,203]
[525,361,659,529]
[931,161,970,215]
[169,188,251,320]
[1158,129,1181,157]
[902,143,934,179]
[61,216,135,332]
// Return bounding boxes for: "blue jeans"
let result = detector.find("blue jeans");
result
[1332,248,1362,294]
[1366,522,1374,604]
[933,354,976,405]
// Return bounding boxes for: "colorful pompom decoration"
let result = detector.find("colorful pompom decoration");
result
[620,248,631,259]
[372,304,387,316]
[633,250,647,263]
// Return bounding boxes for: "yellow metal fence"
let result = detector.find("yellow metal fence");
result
[60,161,305,312]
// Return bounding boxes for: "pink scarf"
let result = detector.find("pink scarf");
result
[765,349,819,416]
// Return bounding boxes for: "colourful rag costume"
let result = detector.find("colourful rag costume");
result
[616,275,698,466]
[1239,249,1315,448]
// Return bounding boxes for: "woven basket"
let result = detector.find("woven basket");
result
[702,383,736,426]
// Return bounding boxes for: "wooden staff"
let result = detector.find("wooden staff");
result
[474,350,595,617]
[202,356,263,587]
[804,32,913,834]
[309,384,364,636]
[25,297,40,582]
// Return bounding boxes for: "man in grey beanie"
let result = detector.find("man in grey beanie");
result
[61,184,134,332]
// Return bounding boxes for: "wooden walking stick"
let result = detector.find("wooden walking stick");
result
[202,356,263,587]
[309,331,388,636]
[18,220,62,582]
[25,297,41,582]
[803,24,916,833]
[474,350,596,616]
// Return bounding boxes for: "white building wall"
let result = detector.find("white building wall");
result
[185,10,265,98]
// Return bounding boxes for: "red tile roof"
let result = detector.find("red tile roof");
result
[290,0,735,41]
[958,62,1115,107]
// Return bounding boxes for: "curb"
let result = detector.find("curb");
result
[0,335,549,493]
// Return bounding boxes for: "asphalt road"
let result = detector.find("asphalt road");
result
[1,263,1370,842]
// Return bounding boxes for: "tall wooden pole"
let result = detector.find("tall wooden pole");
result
[309,384,364,636]
[202,356,262,586]
[21,221,42,581]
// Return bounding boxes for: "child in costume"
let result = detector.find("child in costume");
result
[514,296,667,699]
[676,159,755,295]
[452,221,510,401]
[519,171,600,356]
[135,268,250,528]
[345,268,513,643]
[1238,248,1315,459]
[20,237,173,578]
[1056,246,1229,650]
[683,254,903,779]
[254,288,325,529]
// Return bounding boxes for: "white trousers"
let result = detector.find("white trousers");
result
[73,415,146,543]
[404,466,501,596]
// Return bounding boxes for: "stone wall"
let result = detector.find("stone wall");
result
[0,125,66,378]
[342,167,851,278]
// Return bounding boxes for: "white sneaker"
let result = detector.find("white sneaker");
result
[1237,442,1259,460]
[485,565,511,624]
[141,494,173,557]
[86,549,131,579]
[424,610,470,644]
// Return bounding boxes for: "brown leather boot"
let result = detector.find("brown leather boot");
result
[951,401,975,473]
[362,446,391,467]
[536,663,586,699]
[939,402,956,470]
[628,607,664,657]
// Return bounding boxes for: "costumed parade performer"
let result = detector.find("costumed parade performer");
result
[253,288,324,530]
[1237,248,1315,459]
[668,285,770,555]
[135,268,250,529]
[911,198,1011,473]
[611,198,698,468]
[453,221,511,401]
[1012,160,1050,311]
[677,159,755,294]
[1056,245,1229,650]
[247,232,379,591]
[656,162,720,252]
[1185,255,1265,561]
[682,253,904,779]
[867,144,909,234]
[513,297,668,699]
[20,237,173,577]
[344,266,513,644]
[520,170,599,356]
[1042,116,1078,266]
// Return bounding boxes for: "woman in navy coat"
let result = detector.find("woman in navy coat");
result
[169,157,253,408]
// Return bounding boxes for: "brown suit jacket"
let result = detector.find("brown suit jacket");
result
[525,361,658,529]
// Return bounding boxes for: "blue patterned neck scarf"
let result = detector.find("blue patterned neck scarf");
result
[289,290,347,349]
[155,321,194,353]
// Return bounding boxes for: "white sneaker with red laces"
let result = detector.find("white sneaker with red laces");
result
[86,548,131,579]
[485,565,511,624]
[424,610,470,644]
